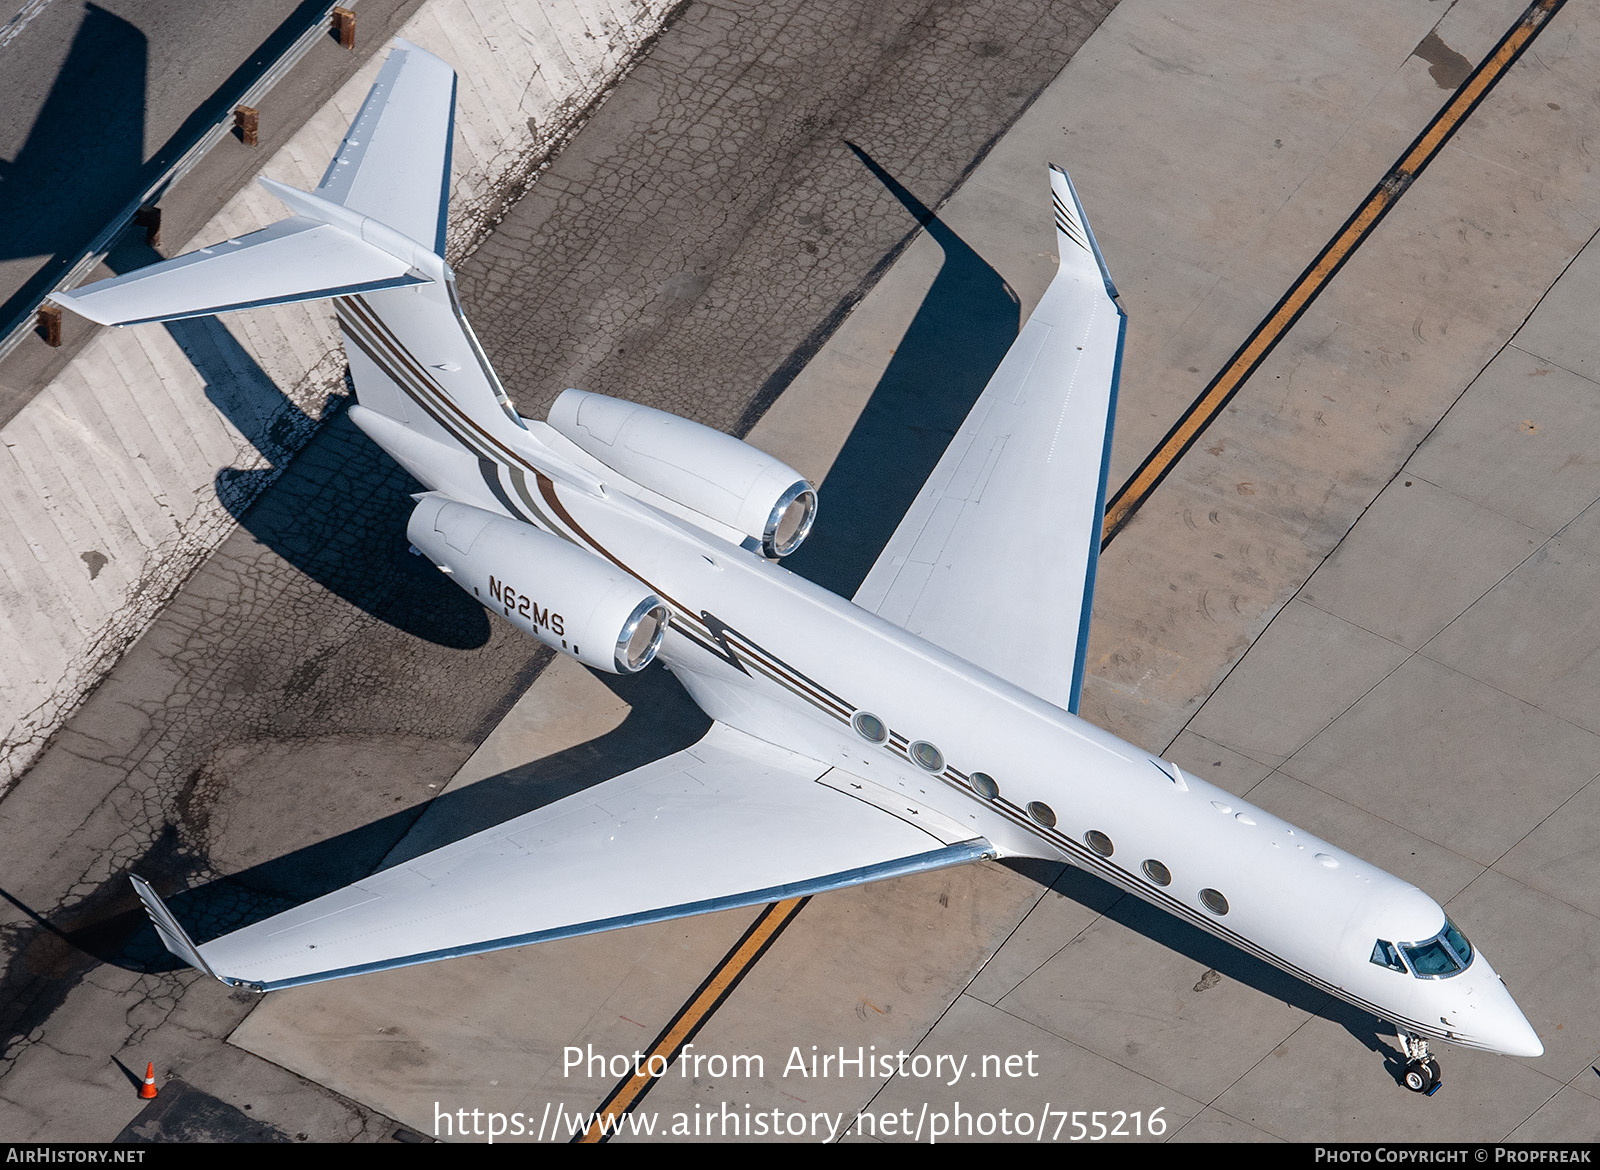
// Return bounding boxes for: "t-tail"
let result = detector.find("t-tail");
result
[50,39,527,461]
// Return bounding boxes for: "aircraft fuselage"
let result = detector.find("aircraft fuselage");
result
[440,419,1543,1063]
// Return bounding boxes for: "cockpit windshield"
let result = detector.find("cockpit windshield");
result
[1442,918,1473,966]
[1397,917,1474,979]
[1402,937,1461,977]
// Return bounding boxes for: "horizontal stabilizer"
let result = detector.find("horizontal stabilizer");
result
[50,217,427,327]
[129,874,219,981]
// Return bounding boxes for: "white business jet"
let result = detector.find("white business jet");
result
[55,41,1540,1095]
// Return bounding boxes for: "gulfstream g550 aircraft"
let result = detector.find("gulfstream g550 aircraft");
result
[56,40,1539,1095]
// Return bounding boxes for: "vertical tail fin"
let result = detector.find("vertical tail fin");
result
[313,38,456,256]
[50,40,525,452]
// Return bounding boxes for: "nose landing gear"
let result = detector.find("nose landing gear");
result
[1398,1032,1442,1095]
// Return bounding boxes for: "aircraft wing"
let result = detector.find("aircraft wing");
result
[853,167,1124,713]
[133,723,991,991]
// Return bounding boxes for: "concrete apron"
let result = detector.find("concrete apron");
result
[234,0,1600,1144]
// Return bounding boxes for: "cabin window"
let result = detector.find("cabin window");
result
[1084,830,1113,857]
[910,741,945,772]
[1199,888,1229,916]
[852,711,888,744]
[1027,801,1057,828]
[1141,859,1172,886]
[969,772,999,800]
[1370,940,1406,973]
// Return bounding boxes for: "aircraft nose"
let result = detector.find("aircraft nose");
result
[1488,1012,1544,1058]
[1476,979,1543,1058]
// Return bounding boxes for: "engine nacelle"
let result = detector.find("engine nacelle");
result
[548,389,817,557]
[407,496,669,674]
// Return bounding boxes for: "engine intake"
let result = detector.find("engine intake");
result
[548,389,817,557]
[407,496,669,674]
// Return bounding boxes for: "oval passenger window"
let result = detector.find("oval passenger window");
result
[910,741,945,772]
[852,711,888,744]
[969,771,999,800]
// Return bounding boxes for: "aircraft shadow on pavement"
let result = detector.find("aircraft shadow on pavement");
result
[782,143,1021,596]
[103,241,490,650]
[78,665,707,961]
[83,142,1006,952]
[777,147,1400,1066]
[1006,860,1402,1069]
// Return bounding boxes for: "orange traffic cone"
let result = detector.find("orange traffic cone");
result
[138,1062,158,1100]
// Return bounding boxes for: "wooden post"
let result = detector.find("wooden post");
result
[134,205,162,249]
[234,106,259,147]
[38,304,62,347]
[332,7,355,49]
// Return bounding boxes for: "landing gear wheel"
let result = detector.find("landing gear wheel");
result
[1403,1059,1437,1094]
[1397,1031,1442,1095]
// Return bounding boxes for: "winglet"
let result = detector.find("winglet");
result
[129,875,225,984]
[1049,165,1119,301]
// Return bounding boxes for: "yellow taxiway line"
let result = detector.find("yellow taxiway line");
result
[1101,0,1567,546]
[576,898,809,1143]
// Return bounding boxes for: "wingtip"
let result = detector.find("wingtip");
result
[129,874,222,982]
[47,289,114,328]
[1048,166,1119,301]
[1049,167,1093,258]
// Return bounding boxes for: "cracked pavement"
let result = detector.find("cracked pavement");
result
[0,0,1116,1141]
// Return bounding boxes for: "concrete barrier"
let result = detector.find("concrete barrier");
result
[0,0,678,791]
